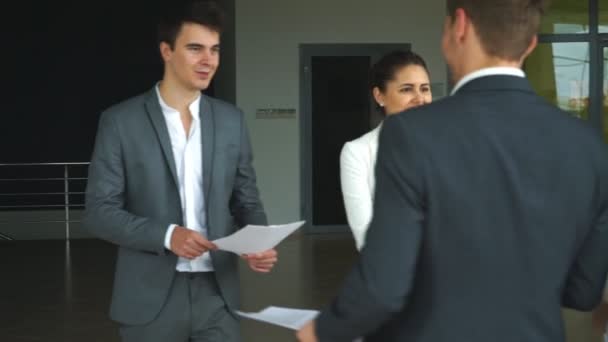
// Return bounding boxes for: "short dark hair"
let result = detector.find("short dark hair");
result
[158,0,225,49]
[446,0,549,60]
[371,50,429,92]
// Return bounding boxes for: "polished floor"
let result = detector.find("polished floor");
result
[0,235,604,342]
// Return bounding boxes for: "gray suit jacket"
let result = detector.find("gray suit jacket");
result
[83,87,267,325]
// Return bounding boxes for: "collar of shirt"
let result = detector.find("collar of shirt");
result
[450,67,525,96]
[155,84,201,123]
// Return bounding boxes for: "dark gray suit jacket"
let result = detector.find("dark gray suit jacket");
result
[317,75,608,341]
[83,87,267,325]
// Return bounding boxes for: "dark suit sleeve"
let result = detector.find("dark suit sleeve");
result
[562,154,608,310]
[83,112,168,255]
[229,111,267,227]
[316,116,425,341]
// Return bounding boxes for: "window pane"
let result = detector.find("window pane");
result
[540,0,589,34]
[524,42,590,120]
[602,47,608,141]
[600,0,608,32]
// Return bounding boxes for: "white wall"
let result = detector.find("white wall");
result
[235,0,446,223]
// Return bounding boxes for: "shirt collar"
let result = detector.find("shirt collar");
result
[155,83,201,121]
[450,67,525,95]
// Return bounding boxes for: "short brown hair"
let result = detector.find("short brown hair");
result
[158,1,225,49]
[447,0,549,60]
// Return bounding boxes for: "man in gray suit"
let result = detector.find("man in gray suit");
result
[298,0,608,341]
[84,1,277,341]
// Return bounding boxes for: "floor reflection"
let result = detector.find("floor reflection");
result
[0,235,603,342]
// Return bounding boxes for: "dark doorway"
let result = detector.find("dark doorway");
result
[311,56,371,227]
[300,44,410,233]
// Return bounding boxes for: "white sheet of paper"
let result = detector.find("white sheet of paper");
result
[237,306,362,341]
[212,221,305,255]
[236,306,319,330]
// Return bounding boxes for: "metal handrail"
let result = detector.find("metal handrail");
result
[0,162,90,240]
[0,219,84,224]
[0,162,89,166]
[0,178,88,181]
[0,192,85,196]
[0,205,85,209]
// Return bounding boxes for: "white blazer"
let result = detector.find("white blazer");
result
[339,124,381,250]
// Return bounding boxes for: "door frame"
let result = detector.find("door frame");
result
[299,43,410,234]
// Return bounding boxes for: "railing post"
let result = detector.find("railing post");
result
[64,164,70,240]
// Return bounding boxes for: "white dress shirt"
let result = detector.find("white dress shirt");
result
[340,124,382,250]
[450,66,525,95]
[156,86,213,272]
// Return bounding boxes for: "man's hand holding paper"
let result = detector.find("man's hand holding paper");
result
[242,249,278,273]
[212,221,304,274]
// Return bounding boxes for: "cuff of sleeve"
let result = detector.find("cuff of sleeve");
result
[164,224,177,250]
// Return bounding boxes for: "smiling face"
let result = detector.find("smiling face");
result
[373,64,432,115]
[160,22,220,92]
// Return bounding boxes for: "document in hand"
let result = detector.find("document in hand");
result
[237,306,363,342]
[236,306,319,330]
[212,220,305,255]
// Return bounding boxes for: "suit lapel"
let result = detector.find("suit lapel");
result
[200,95,215,202]
[144,89,180,191]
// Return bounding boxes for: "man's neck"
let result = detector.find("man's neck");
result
[453,56,523,86]
[158,79,200,112]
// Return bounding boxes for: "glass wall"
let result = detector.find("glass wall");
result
[524,2,608,342]
[525,0,608,140]
[599,0,608,32]
[603,46,608,138]
[540,0,589,33]
[526,42,590,119]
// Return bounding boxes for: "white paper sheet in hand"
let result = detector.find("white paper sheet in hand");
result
[237,306,362,341]
[212,221,305,255]
[236,306,319,330]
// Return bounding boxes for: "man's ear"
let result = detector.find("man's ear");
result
[453,8,469,44]
[159,42,173,63]
[520,35,538,62]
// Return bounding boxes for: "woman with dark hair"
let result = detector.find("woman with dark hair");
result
[340,50,432,250]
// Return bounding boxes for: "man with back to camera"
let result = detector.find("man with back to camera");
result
[297,0,608,341]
